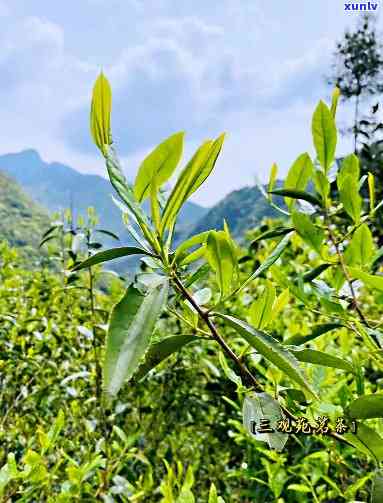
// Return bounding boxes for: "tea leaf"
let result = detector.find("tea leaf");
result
[104,282,168,397]
[283,153,314,208]
[312,100,337,173]
[134,335,198,381]
[134,132,184,202]
[72,246,154,271]
[206,231,236,297]
[242,392,288,451]
[348,394,383,419]
[161,134,225,234]
[292,211,323,255]
[216,314,316,398]
[249,281,276,329]
[90,72,112,155]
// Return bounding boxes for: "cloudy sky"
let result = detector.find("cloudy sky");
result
[0,1,381,206]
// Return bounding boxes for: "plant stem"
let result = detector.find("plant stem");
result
[86,230,110,492]
[171,273,262,391]
[171,271,354,447]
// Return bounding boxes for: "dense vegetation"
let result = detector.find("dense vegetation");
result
[1,68,383,503]
[0,172,49,263]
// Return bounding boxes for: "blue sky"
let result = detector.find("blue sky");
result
[0,1,381,205]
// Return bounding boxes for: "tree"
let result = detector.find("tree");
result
[328,14,383,153]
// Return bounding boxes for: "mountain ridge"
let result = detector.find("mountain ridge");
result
[0,149,208,243]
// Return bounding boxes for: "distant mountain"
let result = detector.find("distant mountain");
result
[0,150,208,243]
[0,172,50,262]
[185,183,285,241]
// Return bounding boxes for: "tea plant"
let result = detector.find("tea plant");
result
[68,75,383,498]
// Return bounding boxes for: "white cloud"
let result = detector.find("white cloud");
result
[0,1,370,207]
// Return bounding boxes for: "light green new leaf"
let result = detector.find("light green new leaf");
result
[337,153,360,186]
[206,230,236,297]
[312,100,337,173]
[161,134,225,234]
[284,153,314,208]
[180,245,206,266]
[292,211,323,255]
[313,170,330,200]
[243,392,288,451]
[268,163,278,198]
[330,87,340,117]
[349,394,383,419]
[217,314,317,398]
[90,73,112,155]
[250,281,276,329]
[271,288,290,321]
[288,347,353,372]
[174,231,210,263]
[134,335,198,381]
[348,267,383,292]
[369,172,375,212]
[72,246,154,271]
[346,224,375,267]
[104,281,168,397]
[339,176,362,224]
[134,132,184,202]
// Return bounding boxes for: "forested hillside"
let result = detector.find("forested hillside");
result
[0,172,49,263]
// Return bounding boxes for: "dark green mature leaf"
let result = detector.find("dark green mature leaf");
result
[302,263,332,282]
[160,134,225,234]
[292,211,323,255]
[251,227,294,246]
[206,231,236,297]
[95,229,120,241]
[349,394,383,419]
[312,100,337,173]
[288,347,353,372]
[344,423,383,462]
[134,132,184,202]
[90,72,112,155]
[372,470,383,503]
[270,189,321,207]
[134,335,198,381]
[283,153,314,208]
[104,282,168,397]
[243,392,288,451]
[236,233,292,295]
[71,247,154,271]
[41,224,62,240]
[285,323,343,346]
[39,235,57,248]
[184,263,210,288]
[216,314,317,398]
